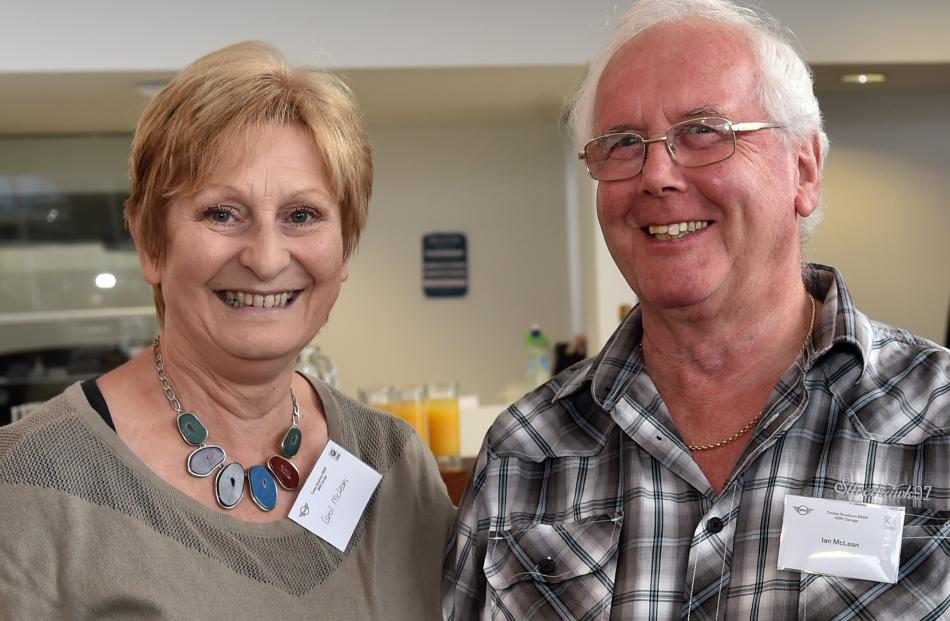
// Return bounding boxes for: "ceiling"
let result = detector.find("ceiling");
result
[1,63,948,135]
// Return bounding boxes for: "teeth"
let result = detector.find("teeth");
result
[220,291,295,309]
[647,220,708,240]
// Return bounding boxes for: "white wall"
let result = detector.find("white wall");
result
[810,92,950,344]
[3,1,949,73]
[315,122,572,402]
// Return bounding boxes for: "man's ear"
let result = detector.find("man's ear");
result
[128,215,162,286]
[794,134,823,218]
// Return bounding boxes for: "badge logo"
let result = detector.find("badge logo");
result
[298,502,310,517]
[792,504,814,516]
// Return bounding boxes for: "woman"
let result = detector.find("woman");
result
[0,42,454,618]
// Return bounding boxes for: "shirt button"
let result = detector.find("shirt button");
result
[537,556,556,575]
[707,517,724,534]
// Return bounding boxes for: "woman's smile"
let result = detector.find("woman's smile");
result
[217,289,301,309]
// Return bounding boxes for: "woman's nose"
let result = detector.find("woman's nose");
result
[239,223,291,280]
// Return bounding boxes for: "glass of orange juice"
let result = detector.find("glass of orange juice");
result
[360,385,429,443]
[391,385,429,444]
[358,385,394,411]
[427,382,461,468]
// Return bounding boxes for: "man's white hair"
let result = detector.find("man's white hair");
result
[569,0,830,241]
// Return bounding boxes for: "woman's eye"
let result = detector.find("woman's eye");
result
[287,207,319,225]
[205,205,235,224]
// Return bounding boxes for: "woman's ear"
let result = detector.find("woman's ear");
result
[128,215,162,286]
[794,134,823,218]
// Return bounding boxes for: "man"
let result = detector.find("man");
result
[443,0,949,618]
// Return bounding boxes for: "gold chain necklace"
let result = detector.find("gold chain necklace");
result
[686,295,816,452]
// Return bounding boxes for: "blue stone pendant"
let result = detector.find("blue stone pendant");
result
[247,464,278,511]
[215,462,245,509]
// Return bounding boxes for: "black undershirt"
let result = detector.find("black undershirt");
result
[81,378,116,432]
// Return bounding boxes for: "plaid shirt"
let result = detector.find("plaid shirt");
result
[443,264,949,620]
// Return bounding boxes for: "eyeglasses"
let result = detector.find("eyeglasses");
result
[578,116,782,181]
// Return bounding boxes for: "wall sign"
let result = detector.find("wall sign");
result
[422,233,467,298]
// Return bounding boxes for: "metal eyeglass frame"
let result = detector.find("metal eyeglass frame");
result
[578,116,783,181]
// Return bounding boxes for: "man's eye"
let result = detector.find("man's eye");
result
[686,124,715,134]
[616,135,643,148]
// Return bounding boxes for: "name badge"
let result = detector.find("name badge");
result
[777,494,904,583]
[289,440,382,552]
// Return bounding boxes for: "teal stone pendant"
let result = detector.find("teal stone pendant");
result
[177,411,208,445]
[281,426,302,458]
[247,464,278,511]
[215,462,245,509]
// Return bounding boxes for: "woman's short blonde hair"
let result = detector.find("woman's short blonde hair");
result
[125,41,372,322]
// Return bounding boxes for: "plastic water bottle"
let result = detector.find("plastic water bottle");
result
[524,324,552,387]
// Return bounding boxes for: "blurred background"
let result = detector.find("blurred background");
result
[1,0,948,438]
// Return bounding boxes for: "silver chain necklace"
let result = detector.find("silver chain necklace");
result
[153,337,303,511]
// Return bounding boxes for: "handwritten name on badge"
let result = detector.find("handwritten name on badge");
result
[321,478,349,524]
[289,440,382,551]
[777,494,904,583]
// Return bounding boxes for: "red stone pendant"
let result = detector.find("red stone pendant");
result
[267,454,300,490]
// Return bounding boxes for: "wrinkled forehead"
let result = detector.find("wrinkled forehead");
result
[594,19,762,132]
[177,121,331,198]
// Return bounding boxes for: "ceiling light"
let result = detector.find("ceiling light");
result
[95,273,117,289]
[840,73,886,85]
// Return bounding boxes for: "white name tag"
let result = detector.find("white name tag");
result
[777,494,904,583]
[289,440,382,552]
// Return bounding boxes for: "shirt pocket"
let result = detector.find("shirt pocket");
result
[798,508,950,618]
[483,513,623,621]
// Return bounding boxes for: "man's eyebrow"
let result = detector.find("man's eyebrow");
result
[683,106,726,118]
[600,107,726,135]
[603,123,642,134]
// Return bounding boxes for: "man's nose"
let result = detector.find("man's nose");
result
[636,137,686,196]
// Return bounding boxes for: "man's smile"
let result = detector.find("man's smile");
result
[644,220,710,240]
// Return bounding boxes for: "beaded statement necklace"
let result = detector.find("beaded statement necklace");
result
[685,295,817,452]
[153,337,302,511]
